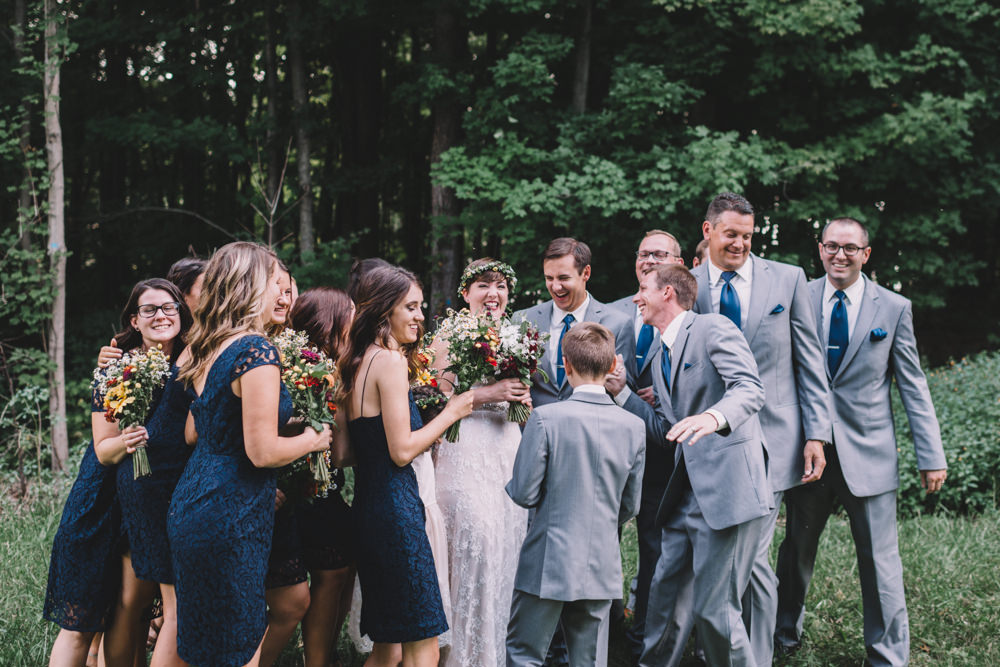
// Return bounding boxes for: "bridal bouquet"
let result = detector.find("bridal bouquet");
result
[434,309,502,442]
[410,347,447,425]
[494,318,549,424]
[272,328,338,495]
[93,343,172,479]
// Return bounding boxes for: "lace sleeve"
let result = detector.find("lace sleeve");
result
[231,336,281,381]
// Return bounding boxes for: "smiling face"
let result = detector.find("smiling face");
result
[462,276,509,318]
[633,274,667,327]
[544,255,591,313]
[185,272,204,314]
[271,269,292,325]
[703,210,754,272]
[130,288,182,350]
[820,221,871,290]
[388,282,424,346]
[635,233,683,283]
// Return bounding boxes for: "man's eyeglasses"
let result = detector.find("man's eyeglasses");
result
[137,302,181,318]
[820,243,867,257]
[636,250,679,261]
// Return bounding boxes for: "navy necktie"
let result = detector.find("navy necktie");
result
[720,271,741,329]
[556,313,575,386]
[636,323,655,370]
[660,342,672,392]
[828,290,849,375]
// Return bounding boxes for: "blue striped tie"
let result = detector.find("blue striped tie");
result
[828,290,849,375]
[556,314,575,386]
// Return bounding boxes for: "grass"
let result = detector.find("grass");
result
[5,478,1000,666]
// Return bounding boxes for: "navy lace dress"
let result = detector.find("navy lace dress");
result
[295,467,354,571]
[349,390,448,643]
[167,336,293,666]
[42,389,122,631]
[266,504,307,588]
[118,364,192,584]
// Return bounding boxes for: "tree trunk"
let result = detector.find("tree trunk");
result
[287,0,314,259]
[428,4,467,316]
[44,0,68,472]
[264,7,282,245]
[15,0,32,250]
[571,0,593,114]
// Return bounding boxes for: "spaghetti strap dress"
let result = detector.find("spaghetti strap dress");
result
[167,335,292,666]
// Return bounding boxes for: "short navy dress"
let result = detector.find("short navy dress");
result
[42,390,122,631]
[118,364,192,584]
[294,467,354,571]
[167,336,292,666]
[349,388,447,643]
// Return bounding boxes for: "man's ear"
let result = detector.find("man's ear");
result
[580,264,592,282]
[563,357,575,377]
[607,355,617,375]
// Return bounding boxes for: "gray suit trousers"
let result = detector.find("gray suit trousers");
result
[742,490,782,667]
[507,591,611,667]
[640,489,766,667]
[776,447,909,666]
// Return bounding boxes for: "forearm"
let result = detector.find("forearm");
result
[94,434,128,465]
[246,431,320,469]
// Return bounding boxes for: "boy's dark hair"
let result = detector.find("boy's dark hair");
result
[562,322,615,378]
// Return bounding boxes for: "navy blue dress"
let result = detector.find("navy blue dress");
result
[118,364,192,584]
[349,390,447,643]
[43,390,122,631]
[294,467,354,571]
[167,336,293,666]
[266,504,307,589]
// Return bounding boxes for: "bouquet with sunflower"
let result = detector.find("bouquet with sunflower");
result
[410,347,447,425]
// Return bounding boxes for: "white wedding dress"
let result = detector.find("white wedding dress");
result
[435,400,528,667]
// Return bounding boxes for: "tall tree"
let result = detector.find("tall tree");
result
[287,0,315,258]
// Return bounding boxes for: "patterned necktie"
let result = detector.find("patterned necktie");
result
[556,313,575,386]
[828,290,849,375]
[660,342,672,392]
[720,270,741,329]
[636,323,655,370]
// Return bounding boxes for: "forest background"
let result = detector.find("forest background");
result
[1,0,998,487]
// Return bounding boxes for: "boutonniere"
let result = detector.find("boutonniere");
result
[770,304,785,314]
[870,328,888,341]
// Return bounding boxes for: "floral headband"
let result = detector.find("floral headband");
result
[456,260,518,298]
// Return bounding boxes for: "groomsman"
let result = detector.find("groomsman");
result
[775,217,947,665]
[609,230,684,661]
[607,263,772,667]
[514,237,635,409]
[690,192,832,666]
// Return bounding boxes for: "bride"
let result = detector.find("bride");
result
[431,258,531,667]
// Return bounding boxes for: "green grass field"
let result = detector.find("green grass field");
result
[4,479,999,666]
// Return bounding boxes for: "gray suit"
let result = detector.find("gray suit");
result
[775,276,946,666]
[505,392,646,667]
[619,311,772,667]
[691,255,832,664]
[513,297,636,408]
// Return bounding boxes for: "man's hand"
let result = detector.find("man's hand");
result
[801,439,827,483]
[666,412,720,446]
[637,386,655,406]
[920,469,947,494]
[604,354,627,396]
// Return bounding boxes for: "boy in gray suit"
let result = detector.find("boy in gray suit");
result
[505,322,646,667]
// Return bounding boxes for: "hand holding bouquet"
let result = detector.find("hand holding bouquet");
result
[434,309,503,441]
[272,328,338,495]
[93,344,172,479]
[410,347,448,425]
[494,318,549,424]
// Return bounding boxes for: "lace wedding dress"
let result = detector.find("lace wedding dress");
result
[435,400,528,667]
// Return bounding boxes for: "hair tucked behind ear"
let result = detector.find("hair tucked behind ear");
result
[179,241,277,387]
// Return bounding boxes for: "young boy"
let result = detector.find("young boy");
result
[505,322,646,667]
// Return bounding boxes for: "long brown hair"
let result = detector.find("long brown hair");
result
[339,265,422,399]
[289,287,354,360]
[114,278,192,359]
[179,241,277,387]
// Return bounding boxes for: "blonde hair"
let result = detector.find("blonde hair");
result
[179,241,278,387]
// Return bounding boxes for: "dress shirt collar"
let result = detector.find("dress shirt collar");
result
[823,273,865,305]
[573,384,607,396]
[551,294,591,328]
[659,309,689,350]
[707,256,753,286]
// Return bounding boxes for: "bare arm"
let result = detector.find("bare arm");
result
[93,414,147,465]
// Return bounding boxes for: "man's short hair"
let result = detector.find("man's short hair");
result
[544,237,591,273]
[705,192,754,225]
[644,229,681,249]
[693,239,709,262]
[562,322,615,378]
[821,217,870,246]
[650,264,698,310]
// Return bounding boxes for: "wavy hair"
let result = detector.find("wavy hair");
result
[113,278,192,358]
[179,241,278,387]
[289,287,354,360]
[338,265,422,400]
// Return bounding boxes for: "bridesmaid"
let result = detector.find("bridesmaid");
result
[167,241,332,667]
[288,287,358,667]
[340,265,473,667]
[93,278,194,667]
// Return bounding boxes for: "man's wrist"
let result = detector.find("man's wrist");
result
[612,385,632,407]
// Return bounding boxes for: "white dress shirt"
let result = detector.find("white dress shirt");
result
[707,257,753,329]
[548,294,591,379]
[573,383,607,396]
[821,274,865,343]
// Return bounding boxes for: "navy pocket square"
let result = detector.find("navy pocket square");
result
[770,304,785,314]
[684,362,693,370]
[870,328,888,341]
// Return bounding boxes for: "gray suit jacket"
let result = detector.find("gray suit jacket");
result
[506,392,646,601]
[608,295,655,387]
[692,255,832,491]
[621,311,772,530]
[513,296,635,408]
[810,276,946,497]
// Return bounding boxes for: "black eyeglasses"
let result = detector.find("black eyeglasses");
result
[821,243,867,257]
[636,250,679,261]
[136,302,181,318]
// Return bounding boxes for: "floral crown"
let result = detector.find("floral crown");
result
[456,260,518,298]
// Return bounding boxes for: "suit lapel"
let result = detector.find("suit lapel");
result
[743,255,769,346]
[648,343,677,424]
[809,280,829,379]
[692,263,712,314]
[531,302,557,386]
[835,276,878,379]
[667,312,694,396]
